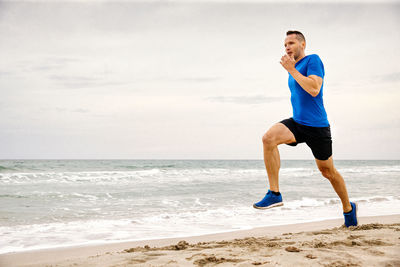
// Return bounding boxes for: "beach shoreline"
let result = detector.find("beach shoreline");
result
[1,214,399,266]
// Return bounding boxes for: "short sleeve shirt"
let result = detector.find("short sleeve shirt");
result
[288,54,330,127]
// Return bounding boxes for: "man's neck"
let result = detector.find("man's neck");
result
[295,53,306,63]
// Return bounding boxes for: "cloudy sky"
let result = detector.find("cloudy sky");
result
[0,0,399,159]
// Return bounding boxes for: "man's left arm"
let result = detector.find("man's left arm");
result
[280,55,323,97]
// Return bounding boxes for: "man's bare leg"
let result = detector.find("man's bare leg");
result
[316,157,352,213]
[262,123,296,192]
[264,146,280,192]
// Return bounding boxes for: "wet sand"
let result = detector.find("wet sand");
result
[1,214,399,267]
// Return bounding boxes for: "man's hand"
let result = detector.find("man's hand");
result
[281,54,323,97]
[280,54,296,72]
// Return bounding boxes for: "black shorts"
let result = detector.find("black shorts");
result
[279,118,332,161]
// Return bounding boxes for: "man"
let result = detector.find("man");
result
[253,31,358,227]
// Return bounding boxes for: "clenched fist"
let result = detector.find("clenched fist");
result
[280,54,296,72]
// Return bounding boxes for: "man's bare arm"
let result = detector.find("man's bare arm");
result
[288,71,322,97]
[280,54,323,97]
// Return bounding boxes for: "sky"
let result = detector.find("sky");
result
[0,0,399,160]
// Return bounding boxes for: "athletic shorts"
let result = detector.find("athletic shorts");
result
[279,118,332,161]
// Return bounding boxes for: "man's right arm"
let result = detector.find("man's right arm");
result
[280,54,322,97]
[289,70,323,97]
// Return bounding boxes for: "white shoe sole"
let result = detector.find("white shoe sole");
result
[354,202,359,226]
[253,202,283,210]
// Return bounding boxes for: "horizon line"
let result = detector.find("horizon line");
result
[0,158,399,161]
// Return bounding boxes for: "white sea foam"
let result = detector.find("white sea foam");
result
[1,163,399,185]
[1,160,399,254]
[1,194,399,254]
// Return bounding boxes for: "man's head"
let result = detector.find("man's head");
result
[284,30,306,61]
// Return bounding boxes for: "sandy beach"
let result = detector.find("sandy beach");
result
[1,214,399,267]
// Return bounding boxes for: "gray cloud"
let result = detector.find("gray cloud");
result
[1,58,82,75]
[49,75,99,83]
[377,72,400,83]
[30,57,81,72]
[328,72,400,92]
[176,77,222,83]
[206,95,286,105]
[0,71,13,77]
[54,107,67,112]
[130,76,223,83]
[40,107,90,113]
[48,74,128,89]
[72,108,90,113]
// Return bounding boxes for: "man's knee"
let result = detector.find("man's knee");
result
[262,131,277,149]
[319,166,336,180]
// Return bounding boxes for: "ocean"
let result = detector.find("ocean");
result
[0,159,399,254]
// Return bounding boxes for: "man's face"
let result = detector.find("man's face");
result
[284,34,305,60]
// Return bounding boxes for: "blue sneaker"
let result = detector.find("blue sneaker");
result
[343,202,358,227]
[253,190,283,209]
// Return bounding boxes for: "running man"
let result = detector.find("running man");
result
[253,31,358,227]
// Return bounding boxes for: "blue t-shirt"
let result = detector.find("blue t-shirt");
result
[288,54,330,127]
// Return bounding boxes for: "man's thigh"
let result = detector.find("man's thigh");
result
[306,138,333,161]
[264,122,297,145]
[315,156,334,171]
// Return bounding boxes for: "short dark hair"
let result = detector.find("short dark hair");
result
[286,30,305,43]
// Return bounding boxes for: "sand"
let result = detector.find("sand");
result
[1,214,399,267]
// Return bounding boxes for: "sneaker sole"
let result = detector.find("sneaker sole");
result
[253,202,283,210]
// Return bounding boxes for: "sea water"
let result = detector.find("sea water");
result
[0,159,399,254]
